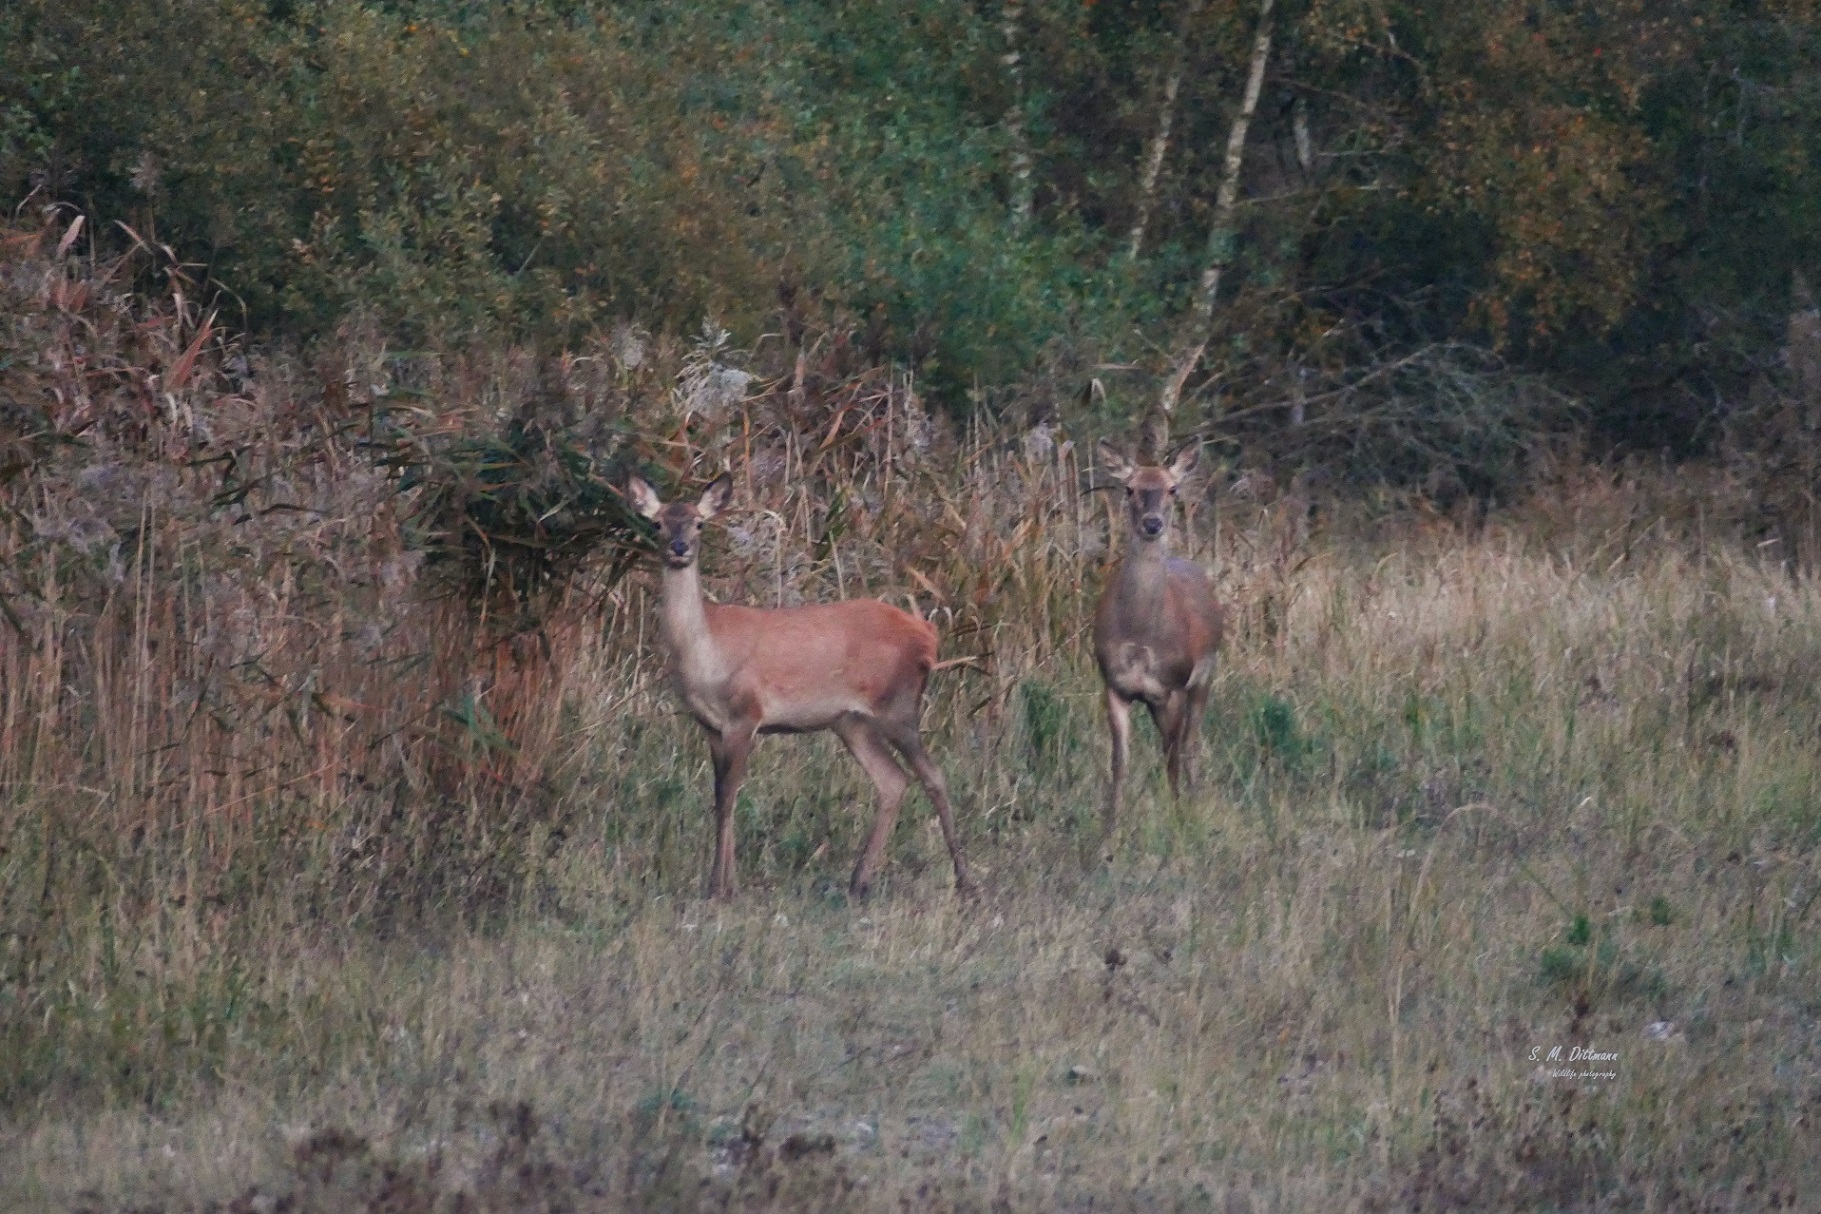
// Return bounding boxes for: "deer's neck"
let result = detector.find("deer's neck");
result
[1112,534,1172,625]
[1107,527,1165,589]
[658,563,719,676]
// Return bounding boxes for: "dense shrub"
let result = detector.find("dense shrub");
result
[5,0,1821,465]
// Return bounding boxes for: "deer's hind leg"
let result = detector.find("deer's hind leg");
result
[1178,680,1210,793]
[834,716,913,898]
[876,717,973,897]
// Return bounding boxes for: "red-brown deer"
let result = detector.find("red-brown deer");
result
[627,472,973,900]
[1093,440,1225,831]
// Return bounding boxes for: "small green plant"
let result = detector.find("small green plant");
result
[1403,691,1430,746]
[1647,895,1676,926]
[1253,695,1309,765]
[633,1087,702,1135]
[1540,915,1594,988]
[1019,679,1075,778]
[1539,945,1584,986]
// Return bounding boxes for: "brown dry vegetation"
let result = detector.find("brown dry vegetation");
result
[2,231,1818,1211]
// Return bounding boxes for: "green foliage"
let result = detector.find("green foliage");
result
[389,409,648,613]
[6,0,1821,467]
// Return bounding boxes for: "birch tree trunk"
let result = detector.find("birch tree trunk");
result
[1291,96,1314,175]
[1149,0,1277,451]
[1127,0,1206,262]
[1002,1,1034,229]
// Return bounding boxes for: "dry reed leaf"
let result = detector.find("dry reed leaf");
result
[165,313,215,394]
[55,214,85,258]
[906,564,947,603]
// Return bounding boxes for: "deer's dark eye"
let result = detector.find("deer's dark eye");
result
[1125,487,1134,497]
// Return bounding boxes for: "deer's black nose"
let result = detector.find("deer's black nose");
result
[669,539,690,557]
[1141,516,1164,537]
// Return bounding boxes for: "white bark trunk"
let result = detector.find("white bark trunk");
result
[1292,96,1313,174]
[1157,0,1277,423]
[1127,0,1206,261]
[1003,1,1034,229]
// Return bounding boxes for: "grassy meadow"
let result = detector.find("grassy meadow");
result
[2,234,1819,1211]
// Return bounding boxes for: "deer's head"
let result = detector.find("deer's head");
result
[1099,440,1199,544]
[628,472,735,569]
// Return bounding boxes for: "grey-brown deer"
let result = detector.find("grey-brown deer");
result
[627,472,972,900]
[1092,440,1225,830]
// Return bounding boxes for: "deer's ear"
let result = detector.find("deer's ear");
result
[697,471,735,520]
[627,475,664,520]
[1165,439,1201,482]
[1098,439,1136,484]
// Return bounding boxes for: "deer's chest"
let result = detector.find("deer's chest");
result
[664,641,736,731]
[1096,582,1189,702]
[1098,639,1178,704]
[676,678,732,732]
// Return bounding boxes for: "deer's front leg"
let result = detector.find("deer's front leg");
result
[1155,691,1186,799]
[1103,687,1134,836]
[707,721,757,899]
